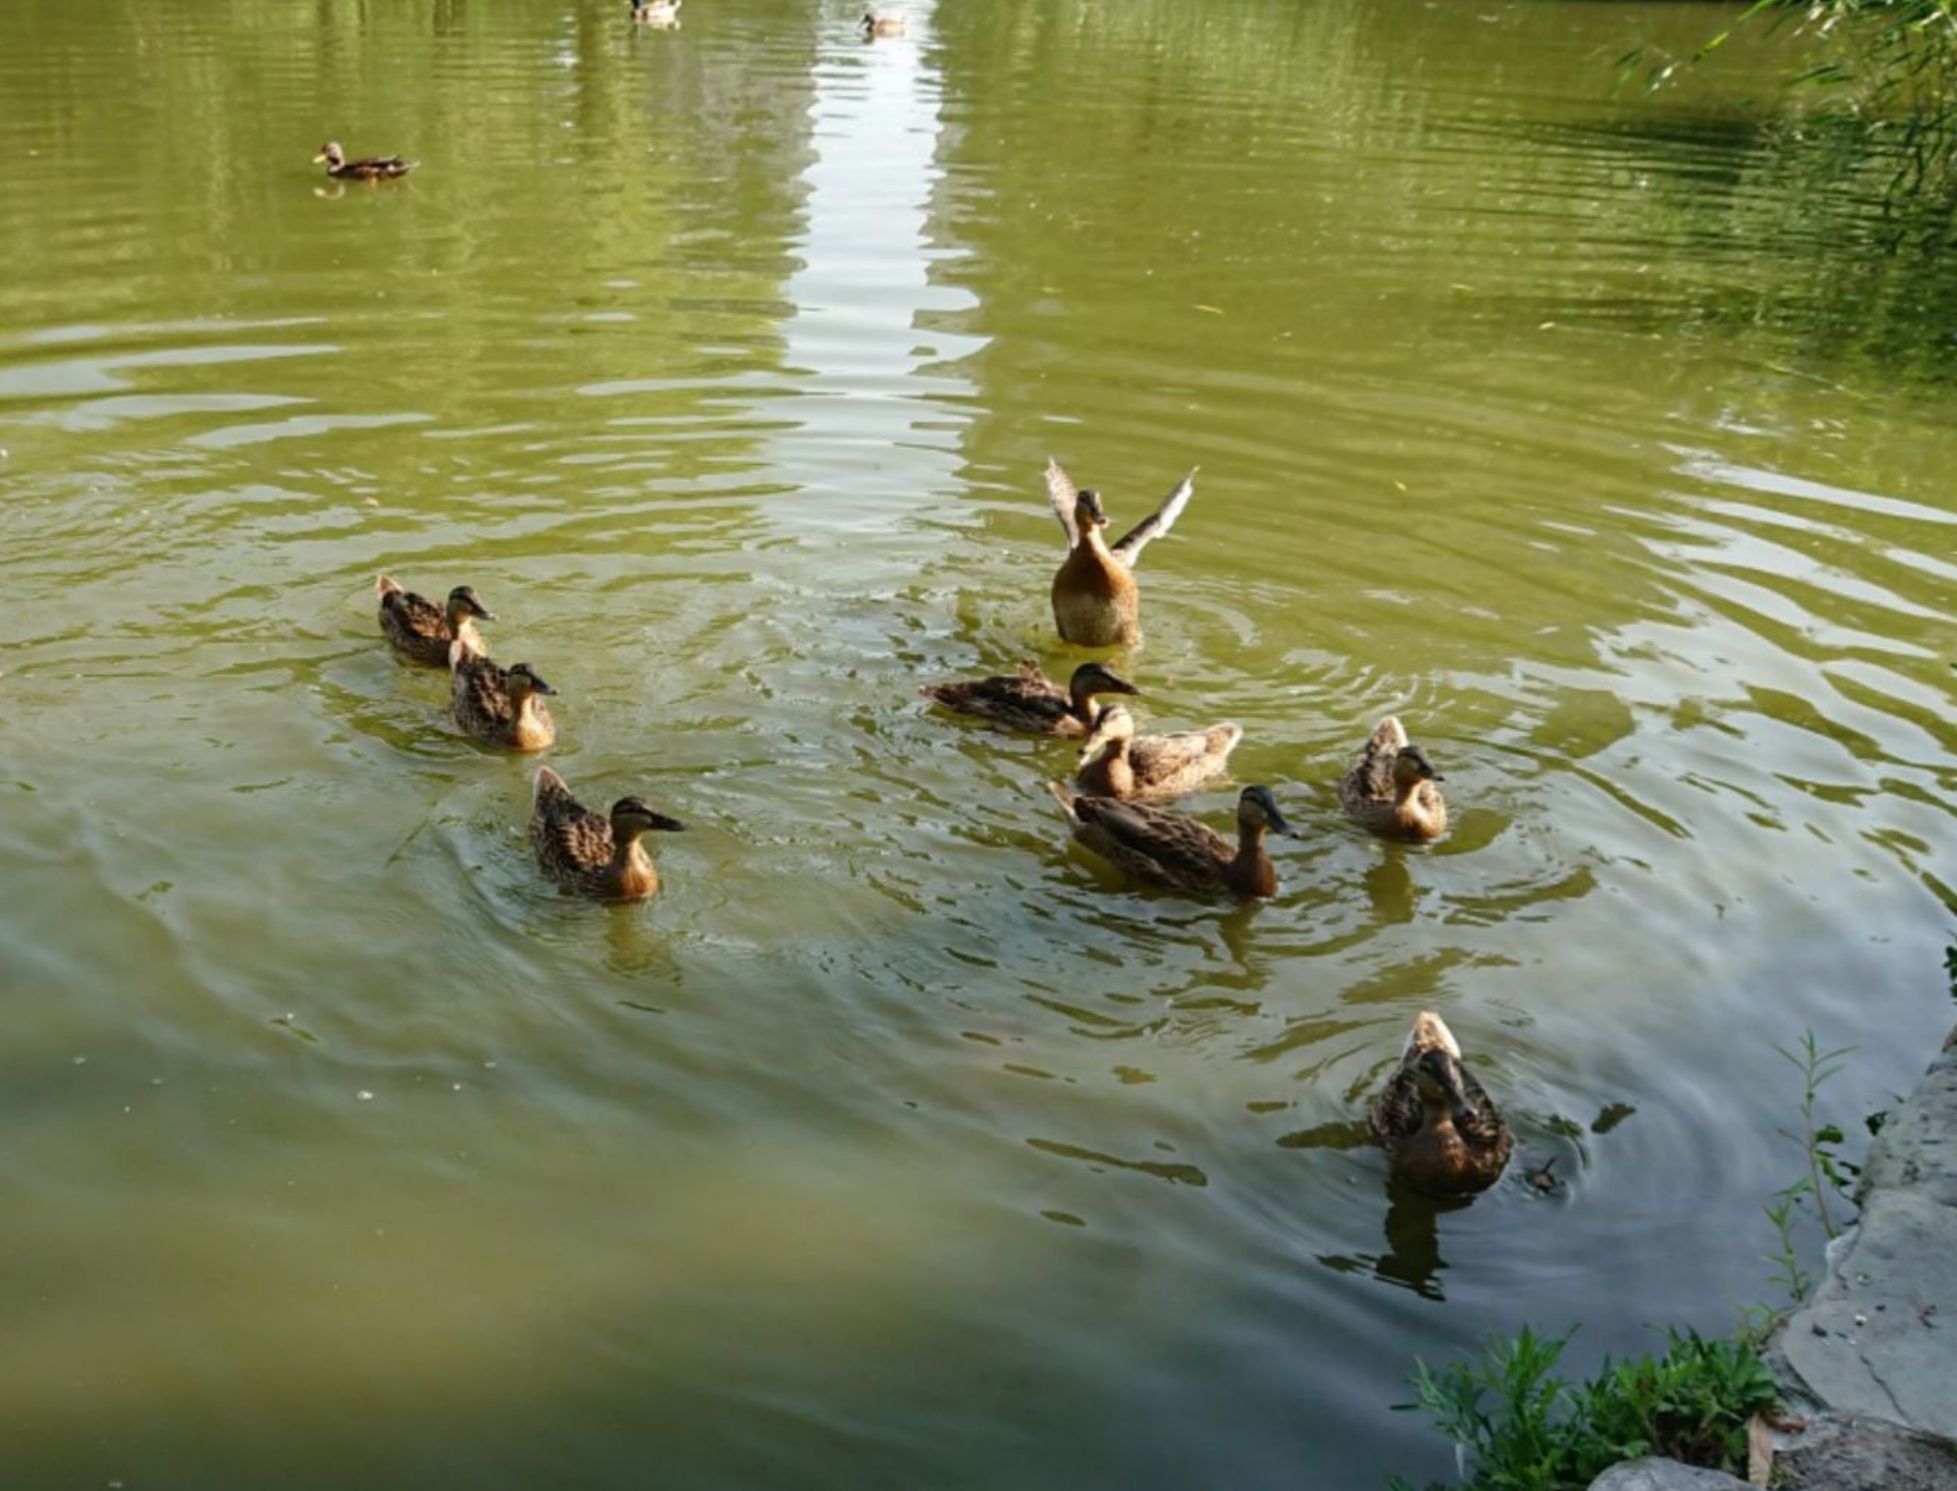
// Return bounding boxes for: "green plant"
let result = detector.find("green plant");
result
[1776,1032,1857,1239]
[1390,1328,1779,1491]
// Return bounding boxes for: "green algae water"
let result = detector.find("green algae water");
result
[2,2,1954,1487]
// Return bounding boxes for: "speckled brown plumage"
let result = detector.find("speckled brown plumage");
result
[1369,1011,1511,1198]
[376,575,490,667]
[920,661,1138,737]
[1338,715,1448,842]
[1048,781,1288,898]
[531,766,683,901]
[450,650,556,752]
[1045,458,1196,648]
[1074,704,1242,801]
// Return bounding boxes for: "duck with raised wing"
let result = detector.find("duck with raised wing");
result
[1338,715,1447,842]
[531,766,685,901]
[920,660,1139,737]
[631,0,682,25]
[861,11,906,35]
[1074,702,1242,801]
[1045,458,1196,647]
[1369,1011,1511,1197]
[313,142,416,181]
[375,575,493,667]
[450,646,557,752]
[1047,781,1290,898]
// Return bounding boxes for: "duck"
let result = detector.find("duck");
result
[1047,781,1291,898]
[450,644,557,752]
[375,575,493,667]
[861,11,907,35]
[1045,458,1197,647]
[1338,715,1447,842]
[313,142,416,181]
[1074,703,1242,801]
[1369,1011,1512,1197]
[531,766,685,901]
[919,660,1139,737]
[631,0,681,25]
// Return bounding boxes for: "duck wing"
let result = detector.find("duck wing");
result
[1073,796,1233,884]
[1347,716,1408,802]
[453,655,514,727]
[1044,458,1081,551]
[380,585,445,640]
[1109,469,1196,566]
[1129,723,1242,795]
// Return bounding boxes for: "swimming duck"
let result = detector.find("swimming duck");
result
[920,660,1139,737]
[1047,781,1291,898]
[450,645,557,752]
[631,0,681,25]
[1045,458,1197,647]
[1369,1011,1512,1197]
[1338,716,1447,842]
[313,142,416,181]
[375,575,493,667]
[531,766,685,901]
[861,11,907,35]
[1074,703,1242,801]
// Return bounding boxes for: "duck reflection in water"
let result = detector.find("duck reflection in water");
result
[1281,1119,1461,1302]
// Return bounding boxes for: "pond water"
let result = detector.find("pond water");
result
[3,1,1954,1487]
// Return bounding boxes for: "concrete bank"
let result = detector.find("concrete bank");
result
[1591,1029,1957,1491]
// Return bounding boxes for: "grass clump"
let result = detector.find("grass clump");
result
[1389,1326,1779,1491]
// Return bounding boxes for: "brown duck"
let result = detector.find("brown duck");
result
[531,766,685,901]
[1045,458,1196,647]
[1338,716,1447,842]
[313,142,416,181]
[1369,1011,1512,1197]
[920,660,1138,737]
[450,647,557,752]
[1047,782,1290,898]
[375,575,492,667]
[861,11,907,35]
[1074,703,1242,801]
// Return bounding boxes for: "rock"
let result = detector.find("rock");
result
[1586,1458,1751,1491]
[1772,1032,1957,1439]
[1774,1408,1957,1491]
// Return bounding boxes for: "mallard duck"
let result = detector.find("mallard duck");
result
[861,11,907,35]
[1369,1011,1512,1197]
[920,660,1139,737]
[1045,458,1196,647]
[450,646,557,752]
[375,575,492,667]
[1074,703,1242,801]
[531,766,685,901]
[313,142,416,181]
[1339,716,1447,842]
[631,0,681,25]
[1047,781,1291,898]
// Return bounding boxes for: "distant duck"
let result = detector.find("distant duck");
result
[861,11,907,35]
[450,646,557,752]
[313,142,416,181]
[1047,782,1291,899]
[1369,1011,1512,1197]
[375,575,493,667]
[630,0,681,25]
[920,660,1139,737]
[1338,716,1447,842]
[531,766,685,901]
[1074,703,1242,801]
[1045,458,1197,647]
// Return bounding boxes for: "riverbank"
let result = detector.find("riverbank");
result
[1592,1028,1957,1491]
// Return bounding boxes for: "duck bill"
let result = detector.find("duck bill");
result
[651,814,687,833]
[312,153,330,164]
[1264,807,1294,837]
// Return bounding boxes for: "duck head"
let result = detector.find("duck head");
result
[1068,661,1140,706]
[1237,785,1293,836]
[1073,489,1109,532]
[506,662,557,700]
[445,585,495,622]
[313,142,344,169]
[610,796,687,841]
[1393,744,1444,791]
